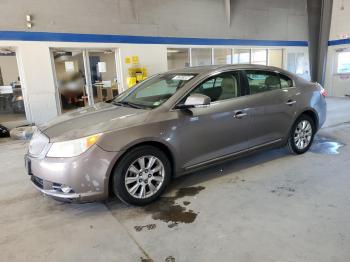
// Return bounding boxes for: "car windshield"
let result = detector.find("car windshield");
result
[112,73,196,109]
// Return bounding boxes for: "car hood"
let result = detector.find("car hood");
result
[39,102,149,142]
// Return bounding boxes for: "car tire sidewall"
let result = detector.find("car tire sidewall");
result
[113,146,171,206]
[288,115,316,154]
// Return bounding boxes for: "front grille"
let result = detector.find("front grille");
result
[31,175,43,189]
[28,129,49,157]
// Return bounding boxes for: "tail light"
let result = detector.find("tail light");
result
[320,88,327,98]
[316,82,327,98]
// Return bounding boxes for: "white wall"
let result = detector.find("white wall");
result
[0,0,309,41]
[324,0,350,96]
[16,43,59,124]
[119,44,168,89]
[329,0,350,40]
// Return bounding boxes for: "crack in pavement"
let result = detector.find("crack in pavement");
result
[104,202,153,261]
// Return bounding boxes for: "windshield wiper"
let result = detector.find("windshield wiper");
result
[112,101,144,109]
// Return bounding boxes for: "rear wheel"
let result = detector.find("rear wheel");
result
[287,114,315,154]
[112,146,171,206]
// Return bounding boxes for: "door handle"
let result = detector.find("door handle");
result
[234,111,247,119]
[286,100,296,106]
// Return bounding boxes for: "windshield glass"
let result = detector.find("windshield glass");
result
[113,73,196,109]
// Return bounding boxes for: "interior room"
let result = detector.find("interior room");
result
[0,48,26,123]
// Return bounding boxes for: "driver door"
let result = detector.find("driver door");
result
[175,71,251,170]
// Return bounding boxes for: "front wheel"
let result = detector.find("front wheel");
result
[112,146,171,206]
[287,115,316,154]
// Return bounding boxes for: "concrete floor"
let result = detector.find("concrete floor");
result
[0,113,26,123]
[1,97,350,262]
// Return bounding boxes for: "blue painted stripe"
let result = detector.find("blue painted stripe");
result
[0,30,308,47]
[329,38,350,46]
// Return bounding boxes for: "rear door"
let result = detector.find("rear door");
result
[241,70,298,146]
[175,70,251,170]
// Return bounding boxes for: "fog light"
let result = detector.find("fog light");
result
[60,185,73,194]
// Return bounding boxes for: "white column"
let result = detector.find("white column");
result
[16,43,59,124]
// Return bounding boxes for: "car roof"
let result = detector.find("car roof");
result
[167,64,293,77]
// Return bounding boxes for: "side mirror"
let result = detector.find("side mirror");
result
[176,94,211,109]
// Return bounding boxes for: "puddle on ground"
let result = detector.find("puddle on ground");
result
[144,186,205,227]
[310,135,345,155]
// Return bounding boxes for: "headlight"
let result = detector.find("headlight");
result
[46,133,102,158]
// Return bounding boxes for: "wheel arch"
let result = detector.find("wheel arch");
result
[107,140,176,197]
[285,108,319,144]
[298,108,319,130]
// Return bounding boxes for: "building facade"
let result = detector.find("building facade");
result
[0,0,311,124]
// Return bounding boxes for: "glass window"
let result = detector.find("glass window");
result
[246,70,281,94]
[337,51,350,74]
[280,74,294,88]
[114,73,196,109]
[251,49,267,65]
[191,48,212,66]
[0,49,26,122]
[53,50,88,112]
[186,72,240,102]
[268,49,283,68]
[88,50,118,104]
[232,49,250,64]
[287,52,307,75]
[167,48,190,70]
[214,49,232,65]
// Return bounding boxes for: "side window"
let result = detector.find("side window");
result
[246,70,281,95]
[189,72,240,102]
[279,74,294,88]
[201,79,215,89]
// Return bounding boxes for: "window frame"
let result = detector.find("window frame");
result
[242,69,295,96]
[279,73,295,89]
[172,69,244,109]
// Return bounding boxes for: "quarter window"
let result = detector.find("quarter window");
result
[246,70,281,94]
[187,72,240,103]
[280,74,294,88]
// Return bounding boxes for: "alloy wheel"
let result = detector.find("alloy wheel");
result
[294,120,313,150]
[124,155,165,199]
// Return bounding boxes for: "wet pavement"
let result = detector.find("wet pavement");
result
[143,186,205,227]
[1,97,350,262]
[310,135,345,155]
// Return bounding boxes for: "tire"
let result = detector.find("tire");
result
[0,125,10,138]
[287,114,316,154]
[112,145,171,206]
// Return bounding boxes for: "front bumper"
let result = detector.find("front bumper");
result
[25,144,118,202]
